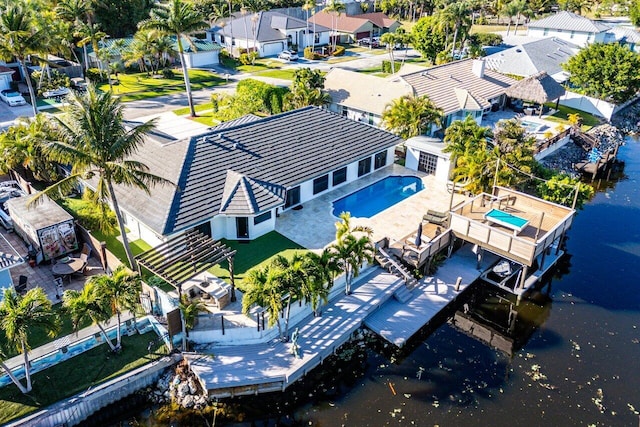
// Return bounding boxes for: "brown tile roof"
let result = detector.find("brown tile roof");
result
[359,12,398,29]
[399,59,516,116]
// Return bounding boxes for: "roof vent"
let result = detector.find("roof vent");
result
[232,142,238,150]
[421,71,429,76]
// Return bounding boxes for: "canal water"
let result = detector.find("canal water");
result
[108,137,640,426]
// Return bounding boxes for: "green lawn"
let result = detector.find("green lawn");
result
[0,304,91,359]
[96,70,224,102]
[208,231,307,289]
[173,102,215,116]
[253,69,297,80]
[0,332,166,425]
[58,198,152,268]
[544,104,601,131]
[219,56,284,73]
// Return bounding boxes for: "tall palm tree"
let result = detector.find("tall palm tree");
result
[139,0,209,118]
[302,0,316,49]
[381,94,443,139]
[63,282,118,352]
[439,1,472,58]
[0,3,48,117]
[55,0,92,70]
[325,0,345,52]
[330,213,374,295]
[91,266,142,350]
[380,32,398,72]
[75,22,107,75]
[301,250,335,316]
[0,288,60,393]
[36,86,173,269]
[242,265,286,340]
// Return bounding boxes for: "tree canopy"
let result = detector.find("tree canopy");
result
[563,43,640,104]
[411,15,446,63]
[381,94,443,139]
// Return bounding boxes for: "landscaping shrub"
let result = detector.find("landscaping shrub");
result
[161,68,175,78]
[239,53,252,65]
[211,94,219,112]
[68,189,117,232]
[333,45,345,56]
[304,46,322,60]
[471,32,503,47]
[381,60,401,74]
[85,68,106,83]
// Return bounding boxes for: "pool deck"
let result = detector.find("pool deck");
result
[275,164,467,251]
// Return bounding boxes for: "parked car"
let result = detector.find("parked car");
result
[278,50,299,61]
[357,37,380,48]
[0,90,27,107]
[70,77,88,92]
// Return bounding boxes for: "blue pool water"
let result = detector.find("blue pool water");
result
[332,176,423,218]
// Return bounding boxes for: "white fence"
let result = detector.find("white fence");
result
[558,91,639,120]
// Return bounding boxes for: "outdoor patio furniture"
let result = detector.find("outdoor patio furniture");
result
[423,210,449,227]
[52,257,85,278]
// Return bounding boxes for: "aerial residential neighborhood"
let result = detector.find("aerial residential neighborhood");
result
[0,0,640,425]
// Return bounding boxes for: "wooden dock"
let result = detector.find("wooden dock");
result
[186,268,405,398]
[364,245,498,347]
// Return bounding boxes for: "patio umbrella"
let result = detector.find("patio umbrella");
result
[415,222,423,247]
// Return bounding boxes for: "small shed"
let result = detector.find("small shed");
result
[505,71,566,115]
[5,196,78,263]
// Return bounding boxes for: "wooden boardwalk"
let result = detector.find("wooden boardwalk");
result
[186,268,405,398]
[365,245,499,347]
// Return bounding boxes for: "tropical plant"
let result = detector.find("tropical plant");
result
[301,250,336,316]
[271,254,307,341]
[411,15,446,63]
[0,115,60,182]
[631,0,640,26]
[0,288,60,393]
[302,0,316,50]
[325,0,346,52]
[437,1,472,58]
[381,94,443,139]
[380,32,398,73]
[242,264,286,339]
[491,119,537,188]
[285,68,331,109]
[63,282,118,352]
[329,212,374,295]
[179,294,204,338]
[0,3,49,116]
[90,266,142,350]
[537,173,594,209]
[36,86,173,269]
[563,43,640,104]
[139,0,209,117]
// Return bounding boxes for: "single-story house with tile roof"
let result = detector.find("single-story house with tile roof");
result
[324,68,414,127]
[606,26,640,53]
[397,59,517,129]
[92,36,222,69]
[484,37,580,83]
[527,11,612,47]
[208,11,331,57]
[107,107,403,246]
[308,11,400,43]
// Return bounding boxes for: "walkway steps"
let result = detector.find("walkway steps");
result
[186,268,405,398]
[393,286,413,303]
[364,245,499,348]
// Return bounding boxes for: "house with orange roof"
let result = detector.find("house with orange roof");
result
[308,11,400,44]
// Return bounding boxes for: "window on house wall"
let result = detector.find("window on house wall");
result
[418,151,438,175]
[315,33,320,43]
[374,151,387,169]
[285,186,300,208]
[254,211,272,225]
[193,221,212,237]
[236,217,249,238]
[543,28,549,36]
[369,113,374,125]
[342,105,348,116]
[333,167,347,186]
[570,31,575,38]
[313,174,329,194]
[358,157,372,177]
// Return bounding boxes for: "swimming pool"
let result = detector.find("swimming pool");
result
[520,120,548,134]
[332,176,423,218]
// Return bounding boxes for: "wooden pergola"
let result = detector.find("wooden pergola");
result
[135,230,237,301]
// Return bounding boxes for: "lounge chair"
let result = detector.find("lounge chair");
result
[422,210,449,227]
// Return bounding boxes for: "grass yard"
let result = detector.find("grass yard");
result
[0,332,166,425]
[544,104,601,131]
[253,69,297,80]
[220,56,284,73]
[96,70,224,102]
[173,102,215,116]
[208,231,307,289]
[58,198,152,268]
[0,304,91,359]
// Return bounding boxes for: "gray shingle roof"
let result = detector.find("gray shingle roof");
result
[219,170,286,215]
[217,11,330,42]
[400,59,516,116]
[115,107,403,236]
[528,11,611,33]
[484,37,580,78]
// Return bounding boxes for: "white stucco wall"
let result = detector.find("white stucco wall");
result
[404,139,451,183]
[183,51,220,68]
[527,27,605,47]
[0,74,12,91]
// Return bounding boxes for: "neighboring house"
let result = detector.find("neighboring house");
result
[527,11,612,46]
[404,136,452,183]
[92,36,222,69]
[0,66,15,91]
[308,11,400,44]
[398,59,516,129]
[107,107,402,246]
[323,68,413,127]
[606,26,640,53]
[484,37,580,83]
[208,11,331,57]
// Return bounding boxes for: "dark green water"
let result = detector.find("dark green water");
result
[107,137,640,426]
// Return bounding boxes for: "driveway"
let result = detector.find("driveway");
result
[0,101,33,125]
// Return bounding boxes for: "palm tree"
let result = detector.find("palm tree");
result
[139,0,209,118]
[0,3,48,117]
[439,1,472,58]
[380,32,398,73]
[381,94,443,139]
[75,22,107,76]
[55,0,93,70]
[0,288,60,393]
[325,0,345,52]
[242,265,286,340]
[91,266,142,350]
[501,0,520,36]
[301,250,335,316]
[63,282,118,352]
[36,86,173,269]
[179,294,204,338]
[329,213,374,295]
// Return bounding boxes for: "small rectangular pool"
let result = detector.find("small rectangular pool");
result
[332,176,423,218]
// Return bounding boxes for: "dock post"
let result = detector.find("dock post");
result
[455,277,462,291]
[221,315,225,335]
